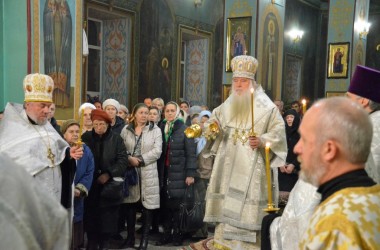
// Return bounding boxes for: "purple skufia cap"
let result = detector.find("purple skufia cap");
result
[348,65,380,103]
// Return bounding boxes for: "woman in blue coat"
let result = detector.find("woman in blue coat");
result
[61,119,95,250]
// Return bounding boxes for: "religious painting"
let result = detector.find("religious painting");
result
[139,0,174,104]
[260,12,280,99]
[326,91,346,98]
[29,0,83,120]
[223,84,232,102]
[283,53,303,104]
[226,17,252,72]
[327,42,350,79]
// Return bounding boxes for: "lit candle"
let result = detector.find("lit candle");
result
[302,99,307,115]
[251,88,255,134]
[265,142,273,205]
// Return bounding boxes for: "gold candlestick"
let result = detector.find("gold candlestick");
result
[76,108,84,147]
[249,88,256,136]
[302,99,307,115]
[263,142,280,213]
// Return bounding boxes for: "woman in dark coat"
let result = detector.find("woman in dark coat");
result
[278,108,301,207]
[82,109,128,250]
[155,101,197,246]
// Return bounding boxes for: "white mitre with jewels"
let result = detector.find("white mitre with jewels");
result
[23,73,54,103]
[231,55,259,80]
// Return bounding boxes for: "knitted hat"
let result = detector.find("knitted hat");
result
[231,55,259,80]
[119,104,129,114]
[61,119,80,134]
[78,103,96,116]
[348,65,380,103]
[23,73,54,103]
[91,109,112,124]
[102,98,120,111]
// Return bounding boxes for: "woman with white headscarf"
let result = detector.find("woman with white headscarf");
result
[155,101,197,246]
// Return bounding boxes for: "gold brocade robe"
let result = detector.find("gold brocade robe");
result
[203,86,287,246]
[299,185,380,249]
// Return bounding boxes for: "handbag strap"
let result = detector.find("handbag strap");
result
[132,132,143,156]
[183,185,195,204]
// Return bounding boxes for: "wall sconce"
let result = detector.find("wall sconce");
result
[194,0,202,7]
[287,28,304,43]
[355,20,371,40]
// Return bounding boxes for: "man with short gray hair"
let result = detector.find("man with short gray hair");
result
[296,97,380,249]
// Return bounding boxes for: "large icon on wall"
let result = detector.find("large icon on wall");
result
[327,42,350,79]
[226,16,252,72]
[28,0,82,120]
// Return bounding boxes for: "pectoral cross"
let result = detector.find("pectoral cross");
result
[232,129,249,145]
[47,148,56,166]
[239,130,249,145]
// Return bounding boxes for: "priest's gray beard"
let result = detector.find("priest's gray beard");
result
[227,88,251,126]
[299,154,327,187]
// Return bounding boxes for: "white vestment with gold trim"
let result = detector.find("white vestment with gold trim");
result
[203,86,287,248]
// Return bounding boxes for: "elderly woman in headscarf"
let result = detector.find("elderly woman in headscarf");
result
[82,109,128,250]
[78,103,96,134]
[155,101,197,246]
[278,108,301,208]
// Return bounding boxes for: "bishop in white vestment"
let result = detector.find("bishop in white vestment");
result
[203,55,287,249]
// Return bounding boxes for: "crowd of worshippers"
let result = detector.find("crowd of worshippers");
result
[0,56,379,250]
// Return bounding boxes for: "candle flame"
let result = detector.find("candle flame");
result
[265,142,271,148]
[301,99,306,105]
[250,88,254,94]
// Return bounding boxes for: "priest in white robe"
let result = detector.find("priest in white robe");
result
[203,55,287,249]
[0,73,83,209]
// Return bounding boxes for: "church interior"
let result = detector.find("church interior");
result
[0,0,379,120]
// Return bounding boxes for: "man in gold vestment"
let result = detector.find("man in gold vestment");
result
[203,55,287,249]
[296,97,380,249]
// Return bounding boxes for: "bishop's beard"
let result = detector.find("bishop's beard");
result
[227,89,252,126]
